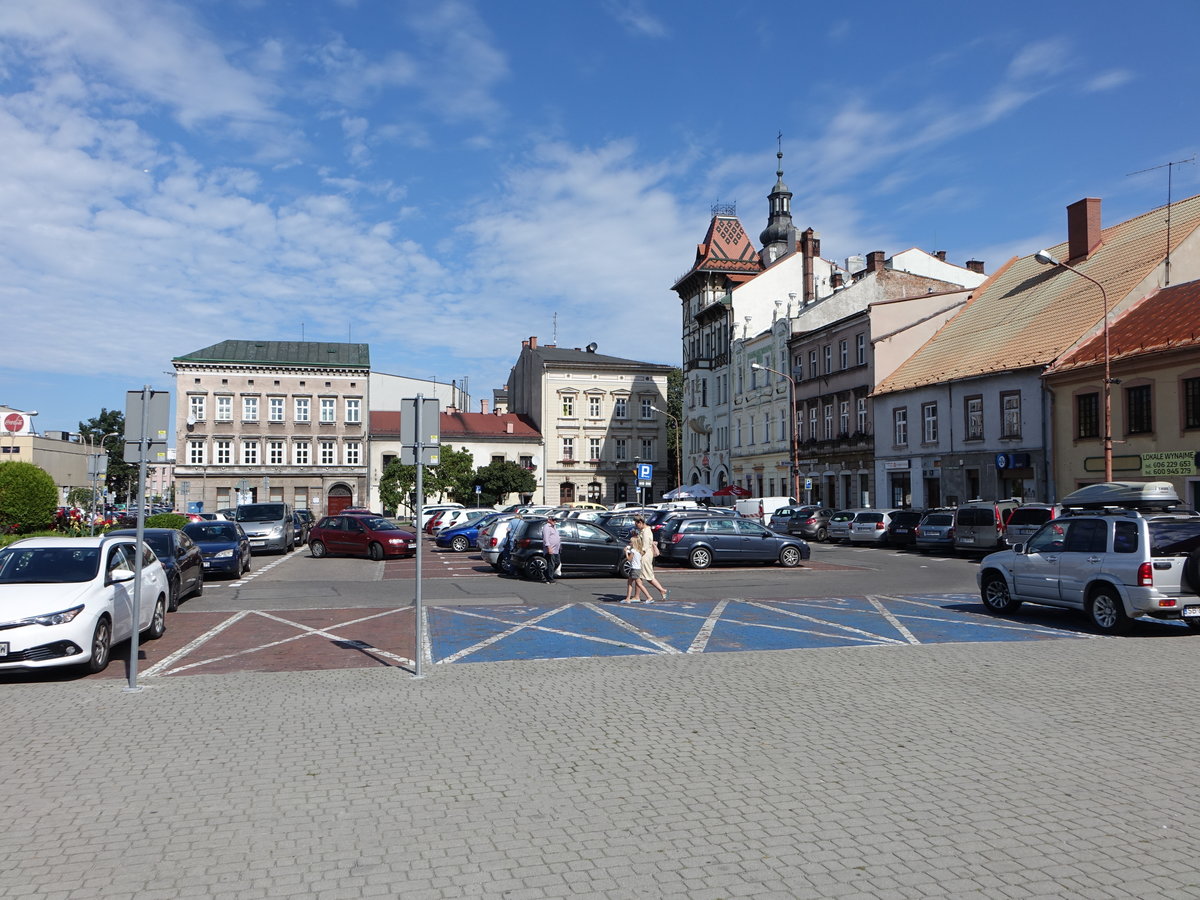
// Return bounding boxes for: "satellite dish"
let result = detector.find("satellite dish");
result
[586,342,598,353]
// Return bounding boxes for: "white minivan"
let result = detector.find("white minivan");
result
[734,496,799,523]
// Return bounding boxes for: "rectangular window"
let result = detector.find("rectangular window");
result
[242,397,259,422]
[241,441,259,465]
[893,408,908,446]
[823,345,832,374]
[641,438,653,459]
[641,398,654,418]
[856,333,866,366]
[320,398,336,423]
[823,404,833,440]
[1184,379,1200,429]
[856,397,867,434]
[809,350,818,380]
[615,439,627,461]
[922,403,938,443]
[562,395,575,417]
[1001,391,1021,438]
[839,340,848,370]
[269,397,285,422]
[615,397,628,418]
[268,441,284,465]
[345,399,361,423]
[189,395,206,422]
[1127,384,1153,434]
[344,442,361,465]
[1077,392,1100,438]
[562,437,574,460]
[966,396,983,440]
[216,396,232,421]
[319,441,335,464]
[589,396,601,417]
[188,441,205,465]
[809,406,818,440]
[839,400,850,435]
[215,440,231,465]
[294,442,310,465]
[295,398,310,422]
[589,437,601,460]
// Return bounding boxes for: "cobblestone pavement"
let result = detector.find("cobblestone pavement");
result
[5,636,1200,898]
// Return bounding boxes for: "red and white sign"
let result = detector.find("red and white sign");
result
[3,413,25,433]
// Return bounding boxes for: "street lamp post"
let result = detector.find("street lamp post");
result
[1034,250,1113,482]
[650,405,681,489]
[750,362,801,501]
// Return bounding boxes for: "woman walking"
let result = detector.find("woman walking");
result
[630,516,670,602]
[622,542,653,603]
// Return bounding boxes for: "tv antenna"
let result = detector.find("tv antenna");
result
[1127,155,1195,285]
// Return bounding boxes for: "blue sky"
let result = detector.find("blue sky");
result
[2,0,1197,436]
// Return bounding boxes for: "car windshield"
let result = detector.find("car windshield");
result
[363,517,403,531]
[185,524,240,542]
[0,547,100,583]
[236,504,288,522]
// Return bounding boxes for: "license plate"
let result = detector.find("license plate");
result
[960,536,974,543]
[1184,606,1200,618]
[0,643,7,657]
[894,527,908,533]
[203,562,213,568]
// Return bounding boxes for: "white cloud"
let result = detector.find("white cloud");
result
[1085,69,1133,92]
[601,0,668,38]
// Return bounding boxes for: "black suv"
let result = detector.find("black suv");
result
[886,509,927,550]
[509,517,634,581]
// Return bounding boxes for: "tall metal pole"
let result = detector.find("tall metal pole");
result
[413,394,425,679]
[125,387,150,692]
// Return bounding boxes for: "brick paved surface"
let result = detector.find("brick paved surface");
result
[5,637,1200,898]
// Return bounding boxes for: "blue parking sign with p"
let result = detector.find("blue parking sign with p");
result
[637,463,653,482]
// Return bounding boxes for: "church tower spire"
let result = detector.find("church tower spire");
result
[759,133,795,264]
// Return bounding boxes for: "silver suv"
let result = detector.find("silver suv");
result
[976,506,1200,634]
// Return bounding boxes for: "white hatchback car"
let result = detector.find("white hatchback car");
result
[0,535,170,674]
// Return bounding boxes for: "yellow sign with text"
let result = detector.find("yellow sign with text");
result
[1140,451,1196,477]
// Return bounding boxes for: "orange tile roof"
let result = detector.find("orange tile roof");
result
[1047,278,1200,373]
[368,410,540,439]
[671,215,762,290]
[875,193,1200,395]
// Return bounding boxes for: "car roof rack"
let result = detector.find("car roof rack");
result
[1060,480,1183,511]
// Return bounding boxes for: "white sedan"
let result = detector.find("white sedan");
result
[0,535,169,674]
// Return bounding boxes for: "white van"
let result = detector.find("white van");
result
[734,496,799,522]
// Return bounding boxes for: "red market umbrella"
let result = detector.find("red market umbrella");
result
[712,485,751,497]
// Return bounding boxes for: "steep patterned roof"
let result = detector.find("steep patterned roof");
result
[875,194,1200,395]
[671,215,763,291]
[1047,278,1200,373]
[174,340,370,368]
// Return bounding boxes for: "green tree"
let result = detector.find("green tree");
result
[66,486,96,509]
[433,445,478,503]
[78,408,138,504]
[473,460,537,507]
[378,458,417,515]
[666,366,683,485]
[0,461,58,534]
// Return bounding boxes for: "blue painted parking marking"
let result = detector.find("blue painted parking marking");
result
[428,594,1098,665]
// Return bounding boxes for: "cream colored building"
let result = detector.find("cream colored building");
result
[171,341,370,515]
[505,337,672,505]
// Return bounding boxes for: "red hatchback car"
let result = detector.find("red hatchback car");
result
[308,514,417,561]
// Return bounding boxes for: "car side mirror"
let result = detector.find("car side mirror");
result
[1013,543,1026,554]
[109,567,135,583]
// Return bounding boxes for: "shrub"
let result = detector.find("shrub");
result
[145,513,188,530]
[0,461,58,534]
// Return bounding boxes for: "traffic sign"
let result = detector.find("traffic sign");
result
[636,463,653,482]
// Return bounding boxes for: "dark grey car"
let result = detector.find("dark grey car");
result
[657,515,810,569]
[914,510,956,553]
[785,507,836,542]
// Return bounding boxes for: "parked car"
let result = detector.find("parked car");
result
[309,515,417,561]
[657,514,811,569]
[786,507,836,543]
[234,502,295,554]
[419,503,465,530]
[195,512,229,521]
[478,514,520,572]
[614,506,734,544]
[767,506,802,533]
[828,508,871,543]
[0,535,169,673]
[977,494,1200,634]
[107,527,204,611]
[1003,504,1061,547]
[295,509,315,530]
[436,513,504,552]
[509,517,633,581]
[734,496,799,523]
[913,510,957,553]
[953,499,1021,554]
[432,508,494,536]
[182,521,252,579]
[291,511,310,548]
[885,509,927,549]
[561,501,608,511]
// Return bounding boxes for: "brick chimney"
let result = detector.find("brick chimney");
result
[966,259,985,274]
[934,250,947,262]
[480,399,489,415]
[866,250,886,273]
[800,228,820,304]
[528,335,538,349]
[831,272,844,289]
[1067,197,1102,261]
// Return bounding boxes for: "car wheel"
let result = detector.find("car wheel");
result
[499,552,515,575]
[145,596,167,640]
[451,535,470,553]
[779,546,802,568]
[617,558,635,579]
[167,576,179,612]
[242,553,251,575]
[192,574,203,598]
[368,542,384,561]
[85,617,112,674]
[311,540,327,558]
[981,573,1022,614]
[524,556,549,581]
[1088,588,1132,635]
[688,546,713,570]
[815,526,828,543]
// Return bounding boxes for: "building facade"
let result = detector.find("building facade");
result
[171,341,370,515]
